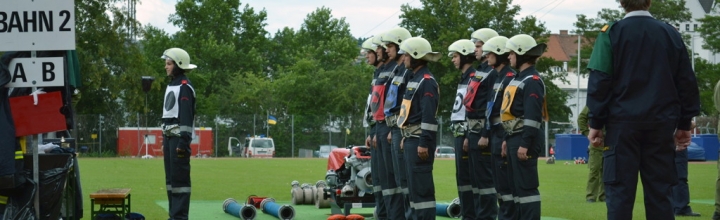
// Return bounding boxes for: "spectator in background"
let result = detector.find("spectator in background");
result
[578,106,604,203]
[672,121,700,217]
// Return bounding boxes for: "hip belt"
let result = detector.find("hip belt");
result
[501,118,523,136]
[386,114,399,128]
[490,116,501,125]
[450,122,467,137]
[467,118,485,134]
[401,124,422,138]
[162,124,181,137]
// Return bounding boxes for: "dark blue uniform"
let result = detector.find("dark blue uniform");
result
[487,65,516,220]
[384,63,412,220]
[451,65,475,220]
[587,11,700,220]
[672,148,697,215]
[398,66,439,220]
[368,63,387,220]
[162,74,196,220]
[376,59,404,220]
[501,66,545,219]
[464,62,498,220]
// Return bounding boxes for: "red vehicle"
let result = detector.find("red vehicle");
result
[116,127,213,157]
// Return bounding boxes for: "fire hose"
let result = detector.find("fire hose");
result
[260,198,295,220]
[435,198,462,218]
[222,198,257,220]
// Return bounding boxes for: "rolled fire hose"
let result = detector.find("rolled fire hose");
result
[315,180,331,208]
[301,183,315,204]
[261,198,295,220]
[223,198,257,220]
[436,202,461,218]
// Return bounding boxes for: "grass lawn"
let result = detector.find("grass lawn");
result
[76,157,717,219]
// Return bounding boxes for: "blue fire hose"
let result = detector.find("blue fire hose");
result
[260,198,295,220]
[223,198,257,220]
[436,202,461,218]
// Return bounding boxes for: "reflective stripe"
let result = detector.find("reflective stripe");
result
[179,125,193,133]
[15,151,23,159]
[457,185,473,192]
[392,75,404,82]
[379,70,393,78]
[414,201,436,209]
[402,188,409,195]
[382,188,402,195]
[475,187,497,195]
[493,83,501,90]
[373,186,382,193]
[524,119,542,129]
[409,201,415,208]
[0,195,7,204]
[517,195,541,204]
[407,81,420,89]
[172,187,191,193]
[166,185,172,191]
[421,123,437,131]
[500,194,514,202]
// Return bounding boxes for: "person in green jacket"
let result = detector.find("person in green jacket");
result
[713,80,720,220]
[578,106,604,203]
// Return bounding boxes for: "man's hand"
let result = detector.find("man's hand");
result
[418,146,429,160]
[588,128,604,147]
[501,141,507,157]
[372,135,377,148]
[400,138,405,150]
[365,135,372,148]
[463,138,468,152]
[478,137,489,149]
[517,146,528,161]
[674,129,692,151]
[387,132,392,143]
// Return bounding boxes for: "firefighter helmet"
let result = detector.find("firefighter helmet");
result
[381,27,412,46]
[505,34,546,56]
[399,37,441,62]
[482,36,509,55]
[161,48,197,70]
[447,39,475,57]
[471,28,498,43]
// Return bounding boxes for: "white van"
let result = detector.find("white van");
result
[242,137,275,158]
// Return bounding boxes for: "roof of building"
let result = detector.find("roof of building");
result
[542,30,587,62]
[699,0,714,13]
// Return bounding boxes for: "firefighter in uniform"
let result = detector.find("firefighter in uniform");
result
[364,34,389,220]
[501,34,547,219]
[396,36,441,220]
[448,38,497,220]
[480,36,517,220]
[161,48,197,220]
[471,28,499,73]
[586,1,699,219]
[380,27,413,220]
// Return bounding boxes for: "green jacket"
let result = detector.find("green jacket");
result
[577,106,590,136]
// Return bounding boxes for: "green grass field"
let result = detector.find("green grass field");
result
[76,157,718,220]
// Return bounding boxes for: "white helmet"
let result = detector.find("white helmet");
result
[399,37,442,62]
[505,34,545,56]
[361,37,377,53]
[471,28,498,43]
[447,39,475,57]
[381,27,412,46]
[372,31,387,49]
[161,48,197,70]
[482,36,509,55]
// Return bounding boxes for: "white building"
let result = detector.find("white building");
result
[678,0,720,64]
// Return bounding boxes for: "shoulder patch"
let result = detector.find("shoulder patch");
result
[469,72,475,77]
[424,74,431,79]
[601,24,609,32]
[181,80,188,84]
[532,75,540,80]
[506,72,514,77]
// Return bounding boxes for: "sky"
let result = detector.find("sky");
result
[134,0,622,38]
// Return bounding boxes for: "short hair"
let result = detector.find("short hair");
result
[620,0,651,11]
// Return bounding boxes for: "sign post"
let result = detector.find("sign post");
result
[1,0,76,217]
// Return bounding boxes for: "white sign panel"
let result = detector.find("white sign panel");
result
[0,0,76,51]
[6,57,65,87]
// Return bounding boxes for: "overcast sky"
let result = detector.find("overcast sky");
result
[135,0,621,37]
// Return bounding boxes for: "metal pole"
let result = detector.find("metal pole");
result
[253,114,256,136]
[291,115,295,158]
[545,120,549,157]
[99,114,102,154]
[215,120,218,157]
[576,34,581,131]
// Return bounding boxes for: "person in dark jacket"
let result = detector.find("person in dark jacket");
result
[586,0,700,219]
[501,34,547,220]
[161,47,197,220]
[397,36,442,220]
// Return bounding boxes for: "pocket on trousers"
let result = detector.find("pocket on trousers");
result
[412,164,434,198]
[602,150,618,184]
[518,158,539,189]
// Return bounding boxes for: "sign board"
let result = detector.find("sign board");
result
[0,0,76,51]
[6,57,65,87]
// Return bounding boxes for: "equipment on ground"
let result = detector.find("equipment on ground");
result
[222,198,257,220]
[319,146,375,215]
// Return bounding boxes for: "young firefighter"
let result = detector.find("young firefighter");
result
[471,28,499,74]
[501,34,547,219]
[381,27,413,220]
[364,34,389,220]
[481,36,517,220]
[161,48,197,220]
[396,37,442,220]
